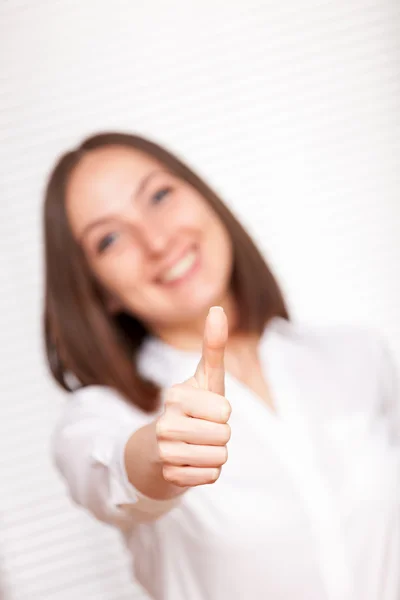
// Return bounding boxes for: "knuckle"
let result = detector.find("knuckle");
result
[209,468,221,483]
[155,416,169,440]
[157,441,170,461]
[222,398,232,419]
[219,446,228,466]
[162,465,174,482]
[163,466,185,487]
[159,441,186,465]
[165,384,186,408]
[164,386,178,406]
[156,414,184,440]
[215,395,231,421]
[222,423,231,444]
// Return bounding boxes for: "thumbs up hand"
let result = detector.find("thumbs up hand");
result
[155,307,231,488]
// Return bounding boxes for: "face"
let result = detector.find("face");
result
[66,145,233,328]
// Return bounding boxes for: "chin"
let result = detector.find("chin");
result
[135,252,232,325]
[177,284,228,320]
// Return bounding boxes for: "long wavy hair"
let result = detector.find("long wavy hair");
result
[43,132,289,412]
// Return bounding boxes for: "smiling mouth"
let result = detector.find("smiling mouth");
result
[158,248,199,285]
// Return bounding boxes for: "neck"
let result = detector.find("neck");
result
[149,293,239,352]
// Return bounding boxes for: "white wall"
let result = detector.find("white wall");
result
[0,1,399,598]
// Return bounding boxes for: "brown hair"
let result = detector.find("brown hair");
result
[43,132,289,412]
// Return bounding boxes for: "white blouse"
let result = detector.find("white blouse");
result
[53,316,400,600]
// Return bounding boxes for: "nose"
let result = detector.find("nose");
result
[135,217,172,256]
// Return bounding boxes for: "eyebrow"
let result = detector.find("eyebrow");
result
[133,168,166,200]
[79,169,168,243]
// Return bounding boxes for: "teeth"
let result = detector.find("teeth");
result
[160,250,197,283]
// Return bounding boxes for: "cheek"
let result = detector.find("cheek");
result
[91,248,142,297]
[169,192,210,230]
[207,220,233,262]
[197,221,233,298]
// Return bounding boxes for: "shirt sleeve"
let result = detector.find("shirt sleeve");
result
[52,385,180,529]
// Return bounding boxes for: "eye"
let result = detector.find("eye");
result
[97,232,119,254]
[151,186,172,204]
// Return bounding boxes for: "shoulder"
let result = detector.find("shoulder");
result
[272,316,388,368]
[270,317,397,415]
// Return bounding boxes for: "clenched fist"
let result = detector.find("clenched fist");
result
[156,306,231,488]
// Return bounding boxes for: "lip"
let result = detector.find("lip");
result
[156,245,194,278]
[156,246,200,287]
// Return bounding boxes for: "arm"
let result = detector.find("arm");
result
[52,388,172,527]
[53,307,231,526]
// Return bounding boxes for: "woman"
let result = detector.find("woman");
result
[44,132,399,600]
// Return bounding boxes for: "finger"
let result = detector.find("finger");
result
[157,414,231,445]
[195,306,228,394]
[165,385,231,423]
[159,441,228,468]
[163,465,221,487]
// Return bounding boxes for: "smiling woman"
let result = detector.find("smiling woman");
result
[44,132,400,600]
[44,132,287,412]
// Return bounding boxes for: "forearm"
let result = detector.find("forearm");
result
[124,420,186,501]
